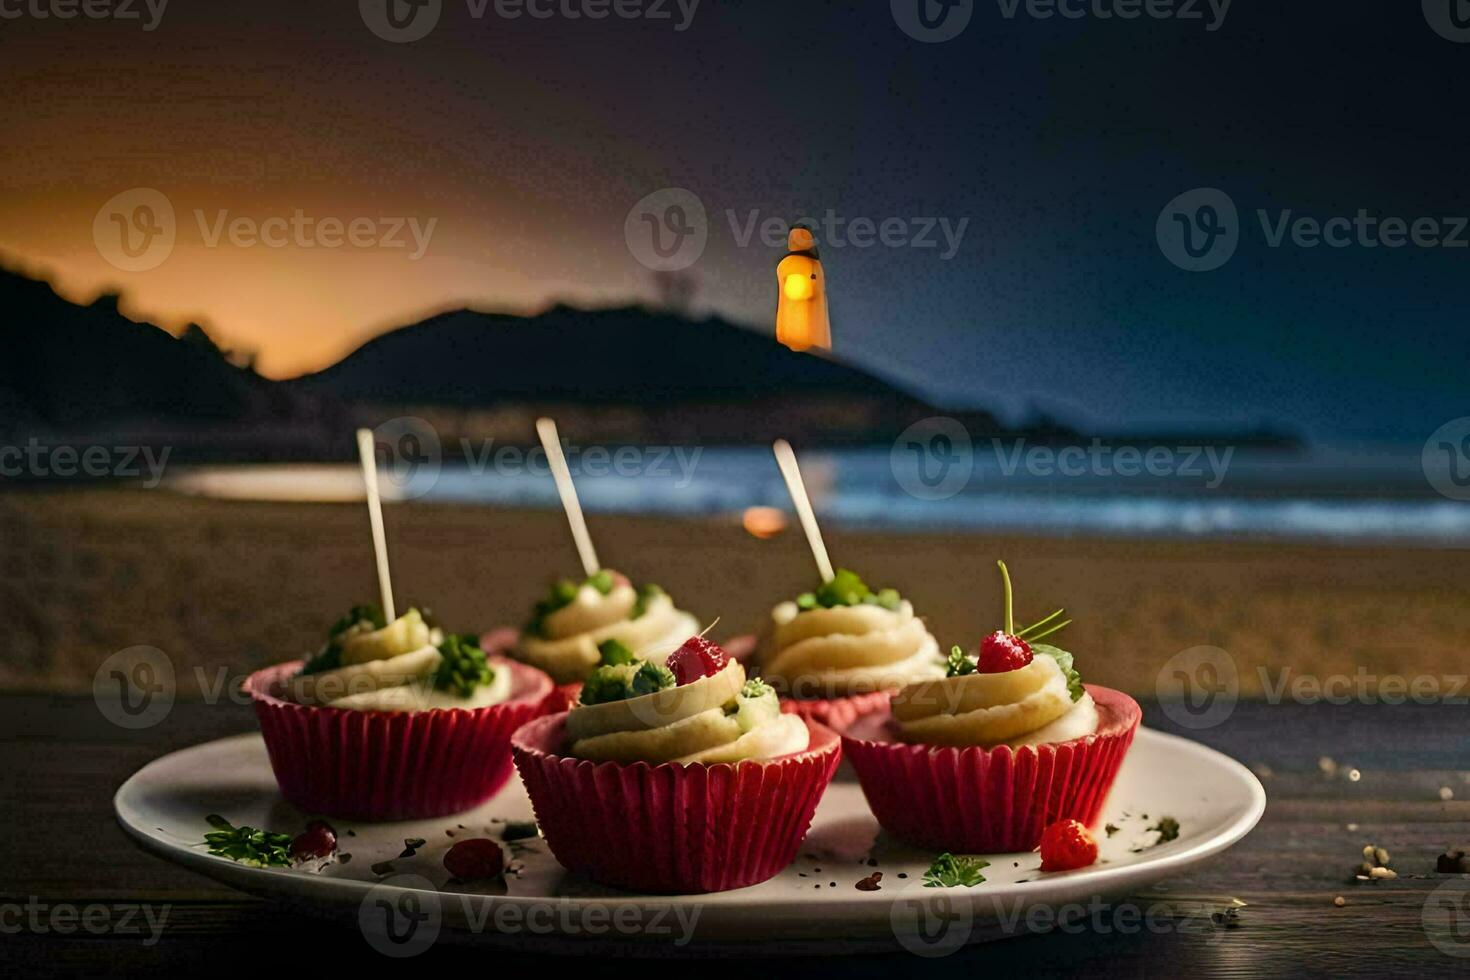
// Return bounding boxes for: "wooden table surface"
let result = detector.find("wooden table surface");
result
[4,693,1469,977]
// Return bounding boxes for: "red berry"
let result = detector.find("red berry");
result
[444,838,505,881]
[1039,819,1098,872]
[977,630,1033,673]
[290,820,337,861]
[666,636,729,685]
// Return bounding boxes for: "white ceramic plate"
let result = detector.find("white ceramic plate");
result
[115,727,1264,954]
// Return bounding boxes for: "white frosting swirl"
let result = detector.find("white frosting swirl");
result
[564,662,808,764]
[288,610,510,713]
[760,600,944,698]
[516,583,698,685]
[891,654,1097,748]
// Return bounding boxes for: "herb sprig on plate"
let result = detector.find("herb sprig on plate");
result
[202,814,293,868]
[922,853,990,888]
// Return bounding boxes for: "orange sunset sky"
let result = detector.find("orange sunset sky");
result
[0,11,780,379]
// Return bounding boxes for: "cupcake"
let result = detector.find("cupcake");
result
[245,605,552,821]
[513,569,699,709]
[511,635,842,893]
[841,562,1140,853]
[757,568,945,730]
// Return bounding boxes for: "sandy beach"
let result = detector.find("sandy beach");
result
[3,487,1466,700]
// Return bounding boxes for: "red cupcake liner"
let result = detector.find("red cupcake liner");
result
[542,681,583,715]
[245,656,553,822]
[841,685,1141,853]
[512,714,842,893]
[779,689,893,732]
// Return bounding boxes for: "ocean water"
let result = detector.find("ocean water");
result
[168,444,1470,546]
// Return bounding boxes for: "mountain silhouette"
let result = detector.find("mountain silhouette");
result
[0,267,264,426]
[294,305,918,404]
[0,264,1293,457]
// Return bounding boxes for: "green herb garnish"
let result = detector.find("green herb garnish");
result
[433,633,494,697]
[741,677,775,699]
[525,572,634,638]
[1031,643,1084,702]
[203,814,293,868]
[525,579,580,639]
[299,604,386,675]
[945,645,977,677]
[579,659,676,705]
[597,638,637,666]
[1016,607,1072,644]
[795,568,903,612]
[631,583,664,619]
[1149,816,1181,844]
[631,661,676,697]
[922,853,990,888]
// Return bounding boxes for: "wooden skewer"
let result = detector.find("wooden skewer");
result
[536,417,600,578]
[355,428,396,622]
[772,438,834,583]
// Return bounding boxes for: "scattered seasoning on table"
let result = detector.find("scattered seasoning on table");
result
[1105,823,1120,837]
[1436,847,1470,873]
[897,873,908,879]
[1333,896,1346,907]
[371,861,395,876]
[798,872,807,877]
[866,858,879,868]
[346,829,356,837]
[338,853,352,863]
[856,872,882,891]
[399,838,427,858]
[829,881,837,887]
[1356,843,1396,879]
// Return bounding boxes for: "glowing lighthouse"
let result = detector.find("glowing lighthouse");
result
[775,226,831,352]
